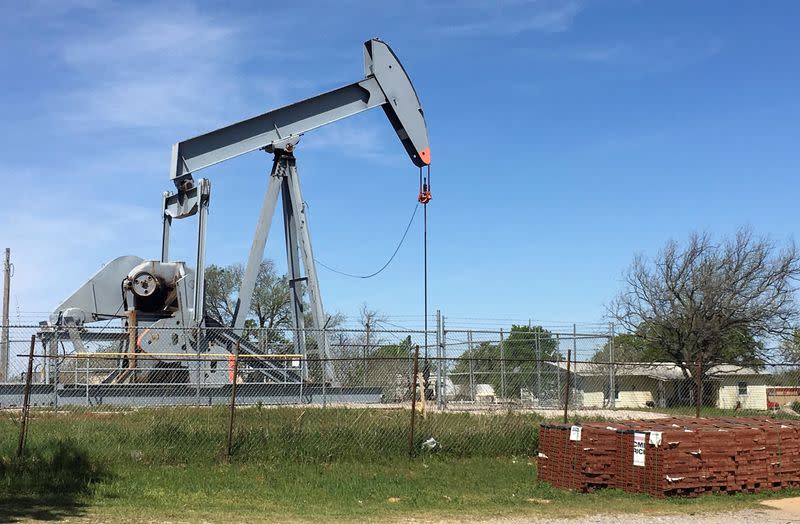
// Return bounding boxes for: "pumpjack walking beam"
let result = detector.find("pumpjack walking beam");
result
[161,38,430,383]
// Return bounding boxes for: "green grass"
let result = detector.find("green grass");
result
[2,406,541,464]
[640,406,799,419]
[1,406,799,522]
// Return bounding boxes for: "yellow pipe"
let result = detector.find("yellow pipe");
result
[73,352,302,359]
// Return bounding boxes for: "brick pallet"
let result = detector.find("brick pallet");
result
[538,417,800,497]
[539,422,631,492]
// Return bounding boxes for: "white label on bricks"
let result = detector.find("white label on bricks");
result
[633,432,646,467]
[569,426,582,441]
[649,431,662,447]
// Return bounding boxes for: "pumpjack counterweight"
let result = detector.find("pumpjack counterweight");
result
[46,38,430,389]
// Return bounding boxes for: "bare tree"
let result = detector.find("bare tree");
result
[610,229,800,414]
[324,305,387,387]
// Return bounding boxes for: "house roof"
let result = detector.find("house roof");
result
[552,361,764,380]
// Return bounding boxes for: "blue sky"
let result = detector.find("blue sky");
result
[1,0,799,329]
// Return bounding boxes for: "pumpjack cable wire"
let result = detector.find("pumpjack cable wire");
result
[314,202,420,279]
[421,165,431,362]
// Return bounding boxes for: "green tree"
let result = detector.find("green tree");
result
[780,329,800,363]
[452,325,561,400]
[591,333,650,363]
[204,260,296,350]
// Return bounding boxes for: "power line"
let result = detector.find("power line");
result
[314,203,420,279]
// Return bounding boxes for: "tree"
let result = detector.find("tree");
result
[610,229,800,413]
[452,325,561,400]
[250,260,291,331]
[591,332,651,363]
[204,260,291,329]
[204,264,241,325]
[780,329,800,363]
[591,328,761,364]
[325,304,386,386]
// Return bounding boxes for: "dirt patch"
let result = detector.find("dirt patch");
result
[762,496,800,515]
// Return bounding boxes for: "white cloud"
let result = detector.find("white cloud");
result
[525,38,723,71]
[55,4,245,133]
[438,0,582,36]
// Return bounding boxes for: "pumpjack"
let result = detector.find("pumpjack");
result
[43,38,430,386]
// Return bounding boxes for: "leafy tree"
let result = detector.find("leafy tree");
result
[591,332,650,363]
[452,325,561,399]
[204,260,296,351]
[780,329,800,363]
[204,264,241,325]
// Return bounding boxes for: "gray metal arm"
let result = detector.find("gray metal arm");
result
[170,38,430,189]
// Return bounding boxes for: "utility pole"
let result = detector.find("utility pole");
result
[1,248,10,382]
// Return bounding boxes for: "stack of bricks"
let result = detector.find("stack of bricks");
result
[538,422,630,492]
[538,417,800,497]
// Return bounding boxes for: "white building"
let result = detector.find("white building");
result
[553,361,768,410]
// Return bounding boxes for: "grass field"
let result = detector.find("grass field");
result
[1,406,798,522]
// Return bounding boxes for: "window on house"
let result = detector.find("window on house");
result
[738,381,748,395]
[614,386,620,400]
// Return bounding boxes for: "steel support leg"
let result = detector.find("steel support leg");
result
[281,174,307,364]
[233,162,284,331]
[193,179,210,325]
[161,191,172,263]
[285,158,334,383]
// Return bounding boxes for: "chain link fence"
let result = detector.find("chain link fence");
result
[1,323,799,463]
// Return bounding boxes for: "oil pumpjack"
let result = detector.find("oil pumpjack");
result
[42,38,430,387]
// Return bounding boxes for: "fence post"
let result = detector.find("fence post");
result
[226,341,240,462]
[467,330,475,401]
[499,329,506,401]
[435,310,442,409]
[16,335,36,460]
[535,331,542,403]
[322,371,327,408]
[364,321,370,387]
[52,327,60,412]
[563,348,571,424]
[195,330,202,407]
[695,357,702,419]
[409,345,420,458]
[556,334,561,407]
[441,316,447,409]
[85,352,89,405]
[608,322,616,409]
[572,324,578,407]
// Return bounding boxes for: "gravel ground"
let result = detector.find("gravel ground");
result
[509,509,794,523]
[421,507,800,523]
